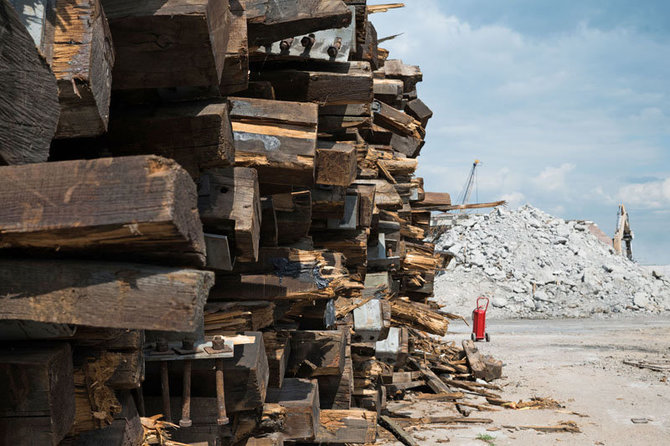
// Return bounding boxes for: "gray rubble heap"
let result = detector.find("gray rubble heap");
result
[434,205,670,318]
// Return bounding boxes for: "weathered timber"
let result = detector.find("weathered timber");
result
[317,338,352,410]
[266,378,320,441]
[251,61,373,106]
[229,96,318,186]
[462,340,503,382]
[318,103,372,133]
[349,184,375,227]
[412,192,452,210]
[354,179,403,210]
[102,0,230,89]
[205,233,234,271]
[106,101,234,178]
[288,330,346,377]
[378,414,419,446]
[378,158,418,177]
[204,301,275,334]
[356,19,379,69]
[0,0,59,164]
[0,344,74,445]
[315,409,377,443]
[52,0,114,138]
[199,167,261,262]
[390,132,423,158]
[273,191,312,245]
[312,229,368,268]
[0,259,214,332]
[373,78,403,105]
[315,142,357,186]
[404,98,432,127]
[208,272,335,301]
[263,331,291,388]
[246,0,351,46]
[373,100,421,136]
[220,0,249,95]
[0,155,206,265]
[260,197,279,246]
[312,186,346,219]
[378,59,422,91]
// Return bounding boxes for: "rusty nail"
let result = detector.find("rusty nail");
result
[179,359,192,427]
[160,361,171,423]
[215,358,229,425]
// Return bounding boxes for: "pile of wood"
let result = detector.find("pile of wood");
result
[0,1,502,445]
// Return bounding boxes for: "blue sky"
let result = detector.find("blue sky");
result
[371,0,670,265]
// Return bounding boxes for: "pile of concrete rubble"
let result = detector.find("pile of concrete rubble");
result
[434,205,670,318]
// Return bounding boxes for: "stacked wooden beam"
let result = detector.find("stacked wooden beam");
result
[0,1,503,445]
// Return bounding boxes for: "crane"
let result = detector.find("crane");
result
[613,204,633,260]
[457,159,480,206]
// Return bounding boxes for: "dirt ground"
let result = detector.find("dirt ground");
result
[377,317,670,446]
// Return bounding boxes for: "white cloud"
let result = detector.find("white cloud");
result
[531,163,576,192]
[500,191,526,208]
[618,178,670,209]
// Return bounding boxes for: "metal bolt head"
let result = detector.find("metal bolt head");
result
[212,335,225,350]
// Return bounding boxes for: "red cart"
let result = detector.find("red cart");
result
[471,296,490,342]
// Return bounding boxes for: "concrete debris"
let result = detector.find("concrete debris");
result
[434,205,670,319]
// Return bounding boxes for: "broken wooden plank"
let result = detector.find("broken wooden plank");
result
[52,0,115,138]
[0,0,60,164]
[204,301,275,334]
[266,378,320,441]
[103,0,230,89]
[0,155,206,265]
[0,344,74,445]
[378,414,419,446]
[198,167,261,262]
[462,340,502,382]
[0,259,214,332]
[390,300,448,336]
[229,96,318,186]
[407,357,451,394]
[288,330,347,377]
[106,101,235,178]
[315,409,377,443]
[315,142,358,186]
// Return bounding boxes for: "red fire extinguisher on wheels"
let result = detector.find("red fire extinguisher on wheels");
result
[471,296,490,342]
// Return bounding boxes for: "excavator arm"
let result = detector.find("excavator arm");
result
[613,204,633,260]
